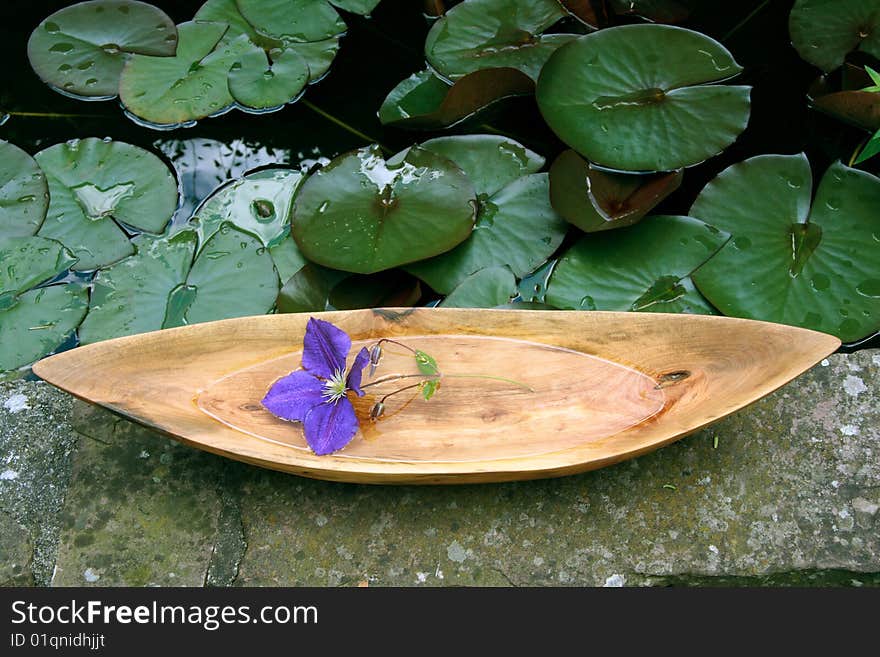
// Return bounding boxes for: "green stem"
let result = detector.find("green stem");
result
[360,372,534,393]
[300,99,391,154]
[722,0,770,42]
[2,110,111,119]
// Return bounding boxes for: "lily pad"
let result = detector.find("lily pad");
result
[557,1,605,28]
[0,284,88,372]
[536,24,751,171]
[228,47,310,110]
[439,266,517,308]
[27,0,178,99]
[407,173,567,294]
[378,67,535,129]
[690,154,880,342]
[549,149,683,232]
[0,235,86,371]
[790,0,880,73]
[412,134,545,196]
[545,215,728,313]
[269,234,308,281]
[191,167,305,251]
[0,141,49,238]
[34,138,179,271]
[196,0,342,80]
[292,145,476,274]
[276,262,348,312]
[0,236,77,301]
[79,223,279,344]
[236,0,346,42]
[424,0,577,81]
[119,21,244,127]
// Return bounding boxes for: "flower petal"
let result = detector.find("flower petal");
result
[345,347,370,396]
[302,317,351,379]
[303,398,360,455]
[261,370,325,422]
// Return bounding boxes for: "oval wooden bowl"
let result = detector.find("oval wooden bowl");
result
[33,309,839,484]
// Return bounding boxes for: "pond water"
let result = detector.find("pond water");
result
[1,0,877,355]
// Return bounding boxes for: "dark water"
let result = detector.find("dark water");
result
[1,0,877,350]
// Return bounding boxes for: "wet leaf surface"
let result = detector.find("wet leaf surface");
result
[549,149,683,232]
[191,167,305,251]
[790,0,880,73]
[545,214,728,313]
[0,141,49,238]
[0,236,77,299]
[537,24,751,171]
[118,21,240,127]
[378,67,535,129]
[79,223,279,343]
[27,0,177,99]
[0,283,88,372]
[269,234,308,282]
[228,47,310,110]
[690,154,880,342]
[236,0,347,42]
[34,138,179,271]
[425,0,577,81]
[0,235,86,371]
[407,173,567,294]
[292,144,476,274]
[409,134,545,196]
[439,265,517,307]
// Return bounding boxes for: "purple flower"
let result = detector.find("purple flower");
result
[262,318,369,455]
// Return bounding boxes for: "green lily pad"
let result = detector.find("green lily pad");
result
[424,0,576,81]
[34,138,179,271]
[196,0,341,83]
[549,149,683,232]
[407,173,567,294]
[292,145,476,274]
[229,47,310,110]
[269,234,308,281]
[27,0,177,99]
[328,0,381,15]
[276,262,348,312]
[440,266,517,308]
[536,24,751,171]
[0,235,85,371]
[378,67,535,130]
[285,38,340,82]
[79,231,196,343]
[0,141,49,238]
[119,21,247,127]
[545,215,728,313]
[192,167,305,251]
[0,284,88,372]
[690,154,880,342]
[790,0,880,73]
[412,134,545,197]
[79,223,279,344]
[184,224,279,325]
[0,236,77,301]
[235,0,346,42]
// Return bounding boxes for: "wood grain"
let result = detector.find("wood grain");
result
[32,309,840,484]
